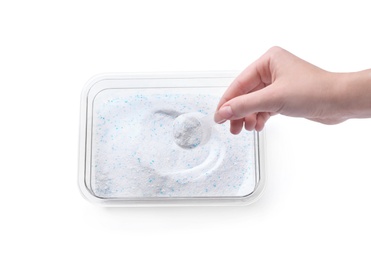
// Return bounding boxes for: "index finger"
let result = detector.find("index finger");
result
[217,50,273,110]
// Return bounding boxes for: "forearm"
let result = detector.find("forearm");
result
[336,69,371,119]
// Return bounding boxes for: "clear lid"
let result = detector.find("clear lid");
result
[78,72,265,206]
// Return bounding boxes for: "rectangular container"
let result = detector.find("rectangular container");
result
[78,72,265,206]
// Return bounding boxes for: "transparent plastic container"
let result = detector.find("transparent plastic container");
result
[78,72,265,206]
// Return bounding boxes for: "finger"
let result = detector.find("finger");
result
[215,85,282,121]
[255,112,271,131]
[244,114,257,131]
[230,119,244,135]
[217,50,273,110]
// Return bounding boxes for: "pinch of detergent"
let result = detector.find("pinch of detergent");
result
[172,112,213,149]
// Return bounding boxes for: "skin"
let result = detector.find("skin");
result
[214,46,371,134]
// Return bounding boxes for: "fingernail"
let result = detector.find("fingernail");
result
[214,106,233,123]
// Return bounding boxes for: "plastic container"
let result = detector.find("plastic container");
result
[78,72,265,206]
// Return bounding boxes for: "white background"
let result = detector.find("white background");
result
[1,1,370,259]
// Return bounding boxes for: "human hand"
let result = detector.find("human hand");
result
[214,46,352,134]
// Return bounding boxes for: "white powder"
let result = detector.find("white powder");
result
[91,88,257,198]
[173,113,204,149]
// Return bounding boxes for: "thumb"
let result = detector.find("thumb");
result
[215,86,281,122]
